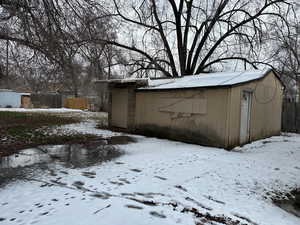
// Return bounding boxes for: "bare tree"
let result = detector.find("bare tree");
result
[0,0,293,83]
[0,0,118,96]
[87,0,291,77]
[267,2,299,98]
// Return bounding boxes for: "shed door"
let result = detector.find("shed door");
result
[240,91,252,144]
[111,89,128,128]
[21,96,31,108]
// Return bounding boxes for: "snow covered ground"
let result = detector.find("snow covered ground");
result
[0,108,84,113]
[1,118,300,225]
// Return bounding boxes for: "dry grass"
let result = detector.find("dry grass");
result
[0,111,97,157]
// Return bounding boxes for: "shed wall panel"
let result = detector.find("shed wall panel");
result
[228,71,283,147]
[111,88,128,128]
[0,92,22,108]
[136,88,229,147]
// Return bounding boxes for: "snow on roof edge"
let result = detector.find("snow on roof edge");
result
[94,78,148,84]
[137,69,274,91]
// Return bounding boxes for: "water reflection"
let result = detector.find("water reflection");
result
[0,138,132,169]
[0,136,136,186]
[275,195,300,218]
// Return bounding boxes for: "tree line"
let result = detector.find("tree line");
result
[0,0,298,97]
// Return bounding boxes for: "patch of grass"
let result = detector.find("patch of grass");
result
[0,133,98,157]
[0,111,80,128]
[0,111,98,157]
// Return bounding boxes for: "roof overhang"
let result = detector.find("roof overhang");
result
[137,69,285,92]
[95,78,148,88]
[20,93,31,96]
[94,69,285,92]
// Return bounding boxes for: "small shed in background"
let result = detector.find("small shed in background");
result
[103,69,284,149]
[0,89,31,108]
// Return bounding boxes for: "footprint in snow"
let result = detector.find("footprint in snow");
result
[60,170,69,175]
[174,185,188,192]
[121,193,136,197]
[125,205,143,210]
[110,181,124,186]
[119,178,131,184]
[128,197,158,206]
[39,212,49,216]
[204,195,225,205]
[82,171,96,178]
[72,181,85,188]
[90,192,111,200]
[154,176,167,181]
[149,211,166,219]
[130,169,142,173]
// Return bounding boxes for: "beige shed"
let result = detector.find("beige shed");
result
[104,69,284,149]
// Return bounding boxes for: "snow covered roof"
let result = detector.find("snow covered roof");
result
[19,93,31,96]
[139,69,274,91]
[0,89,13,92]
[95,78,148,84]
[0,89,31,95]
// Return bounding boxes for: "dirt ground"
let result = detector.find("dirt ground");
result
[0,111,106,157]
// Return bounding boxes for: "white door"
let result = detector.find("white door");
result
[240,91,252,145]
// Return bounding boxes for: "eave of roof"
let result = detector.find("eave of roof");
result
[136,69,284,92]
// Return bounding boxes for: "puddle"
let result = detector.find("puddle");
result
[0,136,136,169]
[276,200,300,217]
[107,136,136,145]
[0,136,135,186]
[0,144,122,169]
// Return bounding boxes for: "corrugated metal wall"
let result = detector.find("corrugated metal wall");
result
[282,101,300,133]
[0,91,22,108]
[31,94,62,108]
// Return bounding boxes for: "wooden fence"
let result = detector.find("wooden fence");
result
[282,101,300,133]
[64,98,89,110]
[31,93,62,108]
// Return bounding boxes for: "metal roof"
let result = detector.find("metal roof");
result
[139,69,274,91]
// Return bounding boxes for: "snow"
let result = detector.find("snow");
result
[1,119,300,225]
[61,120,119,138]
[95,78,148,84]
[0,108,83,113]
[140,69,271,90]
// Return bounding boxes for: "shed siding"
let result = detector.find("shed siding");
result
[249,72,283,141]
[227,86,243,148]
[228,71,283,147]
[111,88,128,128]
[21,96,32,108]
[136,88,229,147]
[0,91,22,108]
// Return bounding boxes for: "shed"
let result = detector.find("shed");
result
[103,69,284,149]
[0,89,31,108]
